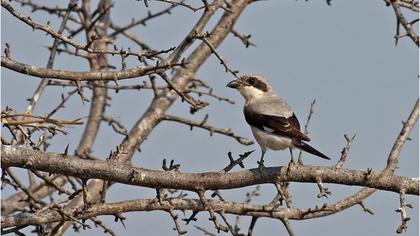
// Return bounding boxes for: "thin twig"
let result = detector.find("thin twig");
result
[162,114,253,145]
[358,201,374,215]
[197,190,228,233]
[298,99,316,163]
[316,177,332,198]
[231,29,256,48]
[335,134,356,168]
[395,189,412,233]
[196,32,239,78]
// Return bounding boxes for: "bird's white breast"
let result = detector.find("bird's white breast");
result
[251,126,293,151]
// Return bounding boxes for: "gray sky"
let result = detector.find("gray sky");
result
[2,0,419,235]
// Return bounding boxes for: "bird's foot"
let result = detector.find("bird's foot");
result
[287,160,298,174]
[257,160,265,174]
[297,157,304,165]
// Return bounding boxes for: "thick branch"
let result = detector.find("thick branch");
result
[1,145,418,195]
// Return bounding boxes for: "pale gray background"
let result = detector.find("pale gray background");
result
[1,0,419,235]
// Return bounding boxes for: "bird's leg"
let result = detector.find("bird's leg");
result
[287,148,297,173]
[257,149,266,173]
[289,148,294,163]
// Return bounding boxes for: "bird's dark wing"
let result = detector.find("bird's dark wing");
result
[244,106,310,142]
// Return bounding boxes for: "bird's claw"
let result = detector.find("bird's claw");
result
[289,159,299,166]
[287,159,298,174]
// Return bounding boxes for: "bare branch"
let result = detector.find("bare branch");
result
[280,217,295,236]
[168,0,224,63]
[197,190,229,232]
[24,0,78,115]
[196,32,239,78]
[1,56,184,82]
[335,134,356,169]
[109,4,177,37]
[298,99,316,163]
[388,0,419,46]
[231,29,256,48]
[2,0,417,235]
[222,150,255,172]
[395,189,413,233]
[247,216,258,236]
[385,99,419,174]
[161,114,254,146]
[316,177,332,198]
[2,145,418,195]
[358,201,374,215]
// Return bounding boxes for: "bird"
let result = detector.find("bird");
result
[226,75,330,170]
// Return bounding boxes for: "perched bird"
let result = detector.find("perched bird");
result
[227,75,330,169]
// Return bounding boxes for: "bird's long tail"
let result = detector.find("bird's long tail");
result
[294,141,330,160]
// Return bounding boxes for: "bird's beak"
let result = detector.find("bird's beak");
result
[226,80,241,89]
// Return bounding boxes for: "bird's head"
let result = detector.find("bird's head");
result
[227,75,274,102]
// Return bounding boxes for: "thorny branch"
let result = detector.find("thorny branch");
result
[2,145,419,195]
[24,0,78,116]
[1,56,185,82]
[335,134,356,169]
[230,29,256,48]
[47,80,236,104]
[1,113,83,126]
[298,99,316,163]
[395,189,413,233]
[196,32,239,78]
[385,0,419,46]
[1,96,419,233]
[2,0,179,59]
[1,0,418,235]
[222,150,255,172]
[161,114,254,145]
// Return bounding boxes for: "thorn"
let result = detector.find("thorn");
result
[63,144,70,156]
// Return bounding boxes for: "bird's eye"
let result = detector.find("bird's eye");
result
[248,77,256,85]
